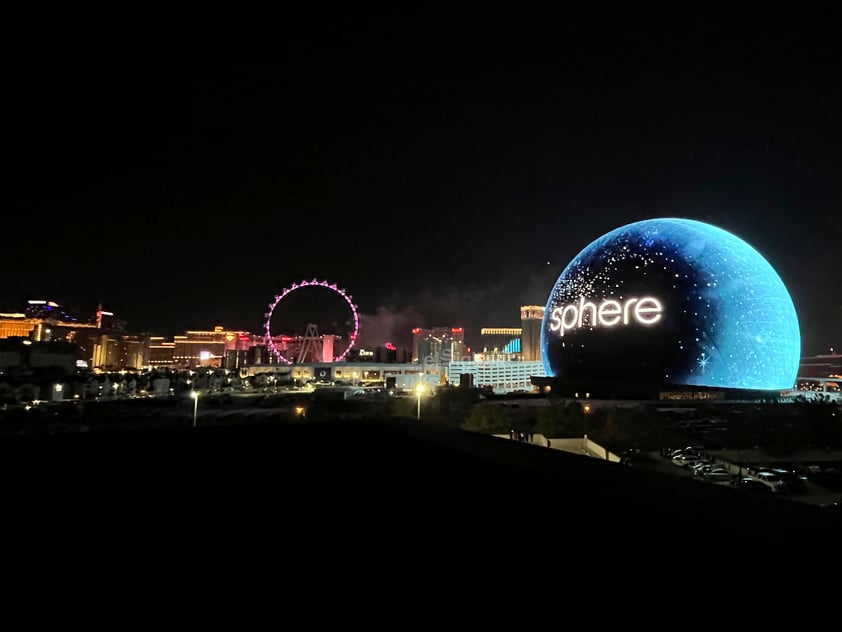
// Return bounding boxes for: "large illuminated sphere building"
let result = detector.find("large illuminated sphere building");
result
[536,218,801,399]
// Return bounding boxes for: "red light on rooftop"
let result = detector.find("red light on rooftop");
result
[385,342,396,351]
[451,327,463,333]
[412,328,421,334]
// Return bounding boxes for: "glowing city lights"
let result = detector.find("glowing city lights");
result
[264,278,360,364]
[548,296,663,336]
[542,218,801,391]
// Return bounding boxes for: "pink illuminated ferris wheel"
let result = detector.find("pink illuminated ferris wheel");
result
[263,279,360,364]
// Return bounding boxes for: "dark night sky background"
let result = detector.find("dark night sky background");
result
[3,6,840,355]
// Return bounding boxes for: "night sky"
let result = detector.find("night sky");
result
[4,6,840,355]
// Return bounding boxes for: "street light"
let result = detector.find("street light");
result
[583,403,591,454]
[190,390,199,428]
[416,383,425,420]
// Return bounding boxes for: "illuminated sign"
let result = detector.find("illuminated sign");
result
[549,296,663,337]
[359,349,374,357]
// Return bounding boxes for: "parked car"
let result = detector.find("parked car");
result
[668,447,705,460]
[672,453,707,467]
[808,468,842,491]
[767,467,808,493]
[751,471,788,493]
[702,469,732,483]
[733,477,772,493]
[690,461,718,476]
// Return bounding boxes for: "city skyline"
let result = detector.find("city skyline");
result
[4,7,840,355]
[0,292,533,355]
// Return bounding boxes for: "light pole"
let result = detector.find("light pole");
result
[191,390,199,428]
[416,383,425,420]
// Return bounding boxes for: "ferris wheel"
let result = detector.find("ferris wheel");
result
[263,279,360,364]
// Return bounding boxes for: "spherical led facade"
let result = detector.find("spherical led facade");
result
[541,218,800,391]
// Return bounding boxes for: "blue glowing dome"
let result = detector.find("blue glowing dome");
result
[541,218,800,391]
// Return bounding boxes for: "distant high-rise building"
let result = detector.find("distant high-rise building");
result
[481,327,522,357]
[148,336,176,369]
[412,328,431,362]
[448,359,545,394]
[447,327,467,362]
[24,300,78,322]
[0,300,99,342]
[520,305,544,362]
[321,334,336,363]
[799,352,842,379]
[173,326,251,369]
[0,313,40,339]
[94,303,126,331]
[374,344,398,363]
[414,326,466,365]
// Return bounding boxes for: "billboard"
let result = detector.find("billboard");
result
[314,366,333,382]
[541,218,800,391]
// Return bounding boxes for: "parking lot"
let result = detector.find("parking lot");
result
[632,448,842,507]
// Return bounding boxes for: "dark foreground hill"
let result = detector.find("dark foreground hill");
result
[2,416,840,610]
